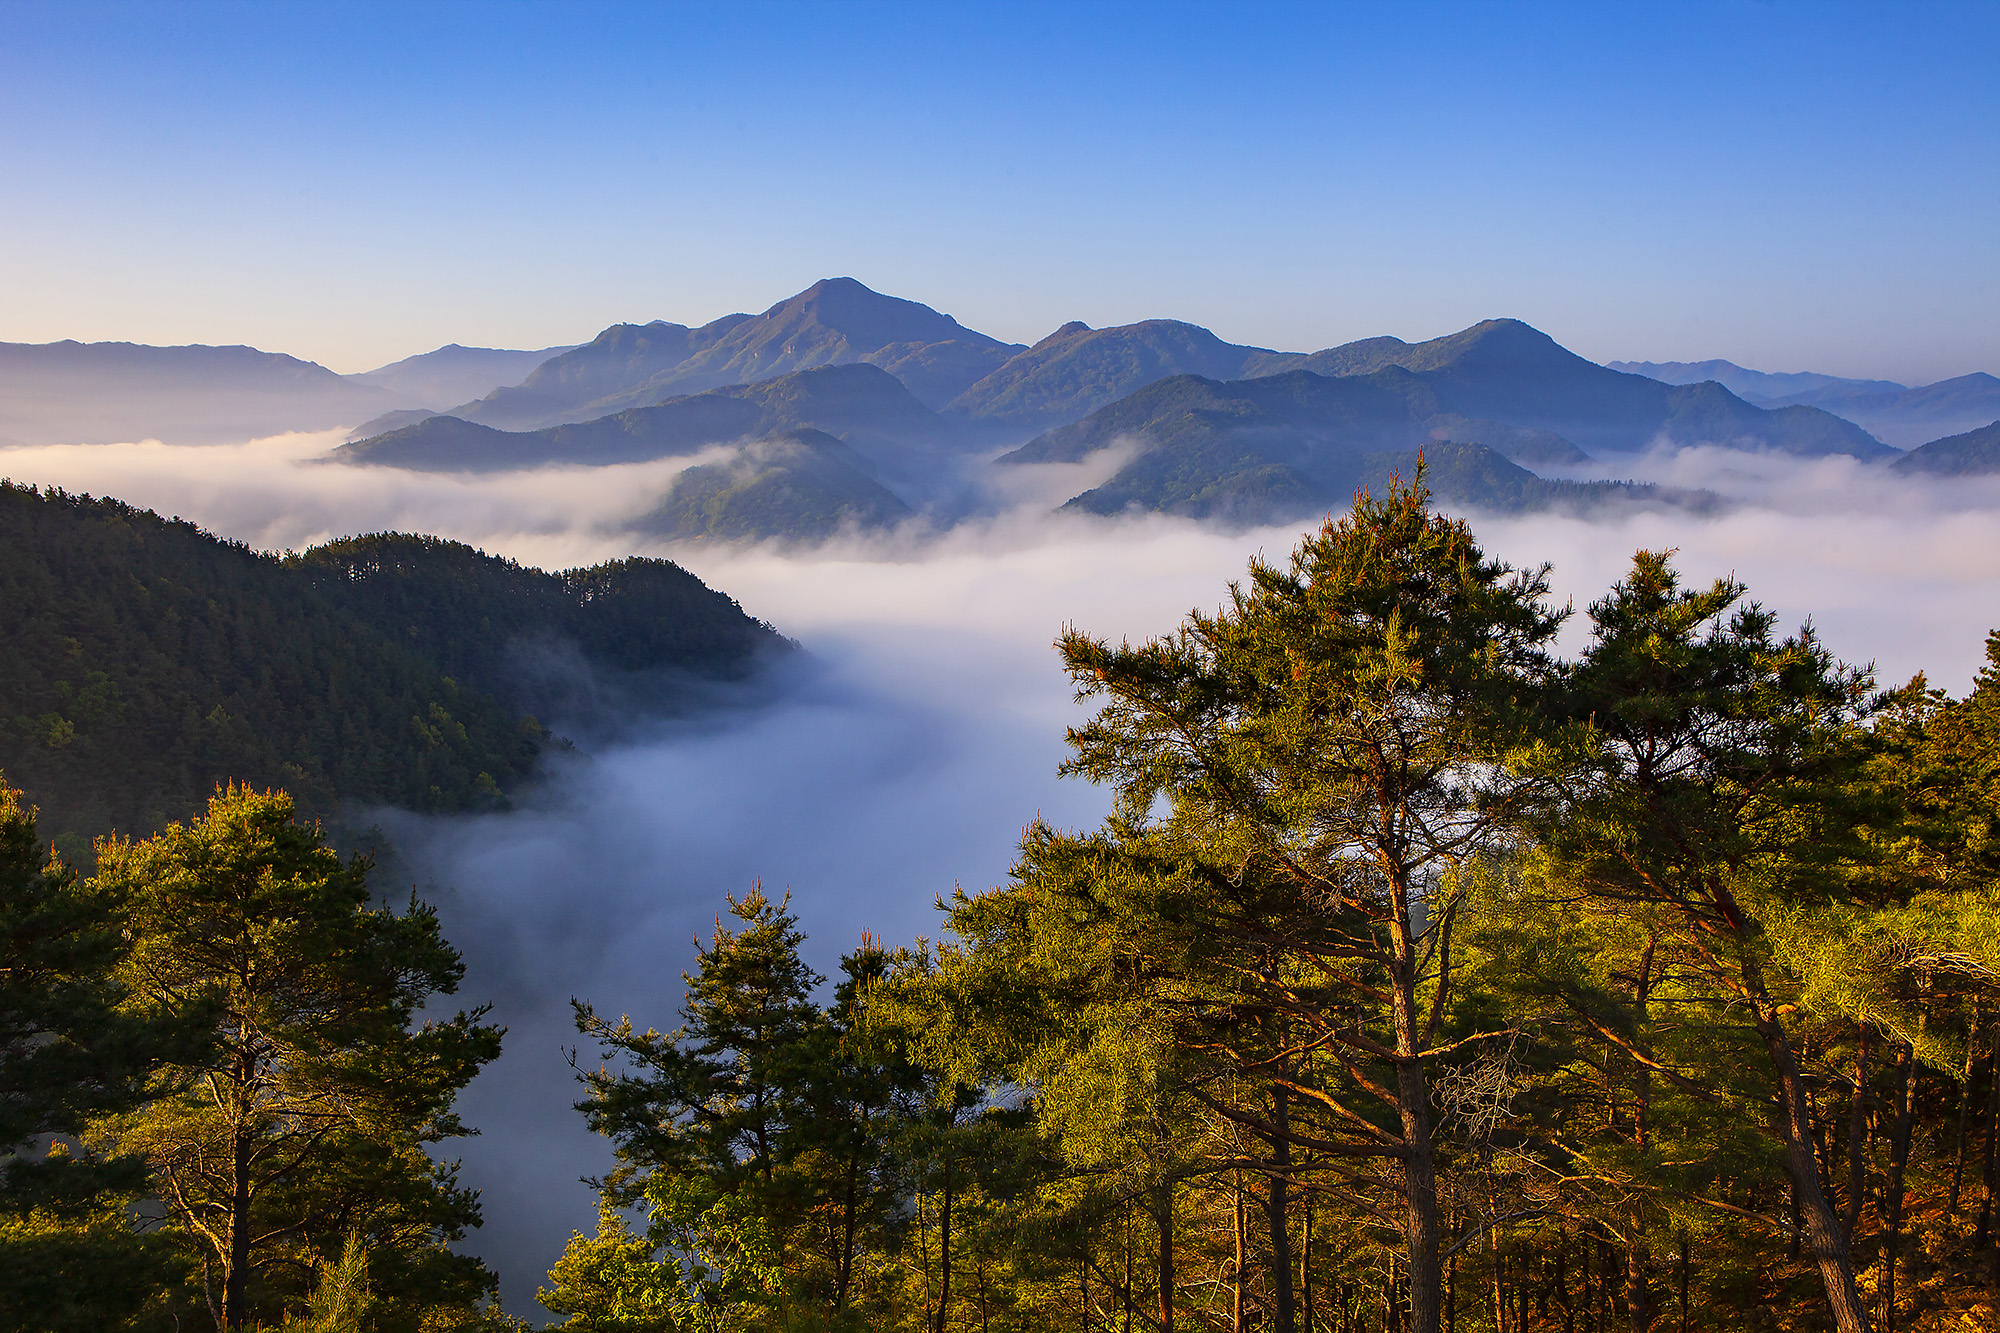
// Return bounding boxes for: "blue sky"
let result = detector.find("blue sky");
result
[1,0,1994,381]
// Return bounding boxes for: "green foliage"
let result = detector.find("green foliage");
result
[90,786,504,1332]
[540,1184,784,1333]
[291,531,782,682]
[283,1233,375,1333]
[0,774,194,1330]
[532,482,2000,1332]
[0,483,782,850]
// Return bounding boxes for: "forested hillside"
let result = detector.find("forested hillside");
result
[0,483,783,851]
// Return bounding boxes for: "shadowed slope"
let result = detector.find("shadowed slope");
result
[1890,419,2000,476]
[337,363,952,472]
[947,318,1277,432]
[0,487,783,849]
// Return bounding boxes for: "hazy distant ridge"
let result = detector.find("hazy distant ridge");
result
[1612,357,2000,447]
[0,339,398,445]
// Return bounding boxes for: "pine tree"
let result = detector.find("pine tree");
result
[90,785,504,1333]
[1536,550,1891,1333]
[0,774,188,1331]
[568,886,830,1326]
[922,476,1568,1333]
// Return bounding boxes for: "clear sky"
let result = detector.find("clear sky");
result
[2,0,1994,382]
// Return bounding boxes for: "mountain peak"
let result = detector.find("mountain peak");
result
[751,278,1002,353]
[1034,321,1092,348]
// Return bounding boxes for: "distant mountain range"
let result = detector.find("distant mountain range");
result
[0,340,401,445]
[998,363,1727,522]
[338,300,1895,533]
[1773,374,2000,448]
[441,278,1023,429]
[351,342,578,410]
[1609,357,2000,448]
[13,279,1998,540]
[1607,359,1907,405]
[329,286,1936,534]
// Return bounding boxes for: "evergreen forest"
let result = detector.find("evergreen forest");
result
[7,476,2000,1333]
[0,482,784,858]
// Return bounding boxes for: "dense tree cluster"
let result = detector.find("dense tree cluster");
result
[553,481,2000,1333]
[0,782,511,1331]
[7,478,2000,1331]
[0,484,784,857]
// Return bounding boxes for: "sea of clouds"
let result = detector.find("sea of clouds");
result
[5,428,2000,1310]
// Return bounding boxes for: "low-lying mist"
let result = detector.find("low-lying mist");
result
[6,428,2000,1311]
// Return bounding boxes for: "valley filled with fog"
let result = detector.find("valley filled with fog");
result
[8,419,2000,1307]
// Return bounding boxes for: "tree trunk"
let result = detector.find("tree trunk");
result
[1882,1038,1919,1333]
[1978,1021,2000,1248]
[1842,1028,1871,1245]
[1234,1171,1248,1333]
[1757,1011,1875,1333]
[837,1138,860,1311]
[1300,1191,1312,1333]
[1626,941,1656,1333]
[1624,1220,1650,1333]
[1389,886,1444,1333]
[1269,1084,1296,1333]
[936,1157,953,1333]
[1123,1206,1134,1333]
[1677,1236,1690,1333]
[1949,1013,1981,1215]
[1559,1236,1574,1333]
[224,1123,252,1333]
[1157,1180,1176,1333]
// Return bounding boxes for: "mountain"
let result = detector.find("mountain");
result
[1769,372,2000,448]
[1243,320,1891,459]
[0,340,400,446]
[443,316,754,430]
[349,342,577,409]
[448,279,1021,428]
[1606,359,1905,405]
[946,319,1278,433]
[337,363,951,473]
[0,483,783,850]
[1890,419,2000,477]
[632,429,916,542]
[1350,442,1712,519]
[999,365,1740,523]
[345,407,441,441]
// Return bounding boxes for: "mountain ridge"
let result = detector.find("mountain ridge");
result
[945,318,1278,431]
[1000,360,1869,525]
[350,342,578,410]
[1607,358,1906,404]
[337,362,951,473]
[446,279,1021,428]
[0,339,401,445]
[1891,419,2000,477]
